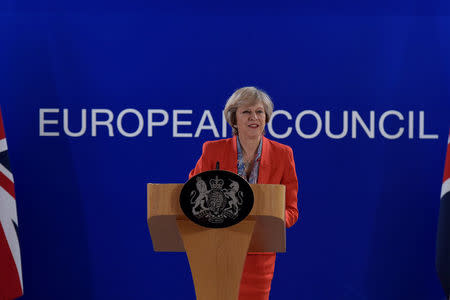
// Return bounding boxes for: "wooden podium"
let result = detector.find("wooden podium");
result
[147,183,286,300]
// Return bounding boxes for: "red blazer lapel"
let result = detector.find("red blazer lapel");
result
[258,137,272,184]
[221,136,238,173]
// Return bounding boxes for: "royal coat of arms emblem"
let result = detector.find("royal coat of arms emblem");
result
[180,170,254,228]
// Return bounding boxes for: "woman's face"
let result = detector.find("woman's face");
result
[235,102,266,141]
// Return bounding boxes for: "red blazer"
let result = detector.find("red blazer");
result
[189,136,299,228]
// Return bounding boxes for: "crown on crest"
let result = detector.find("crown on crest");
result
[209,176,224,189]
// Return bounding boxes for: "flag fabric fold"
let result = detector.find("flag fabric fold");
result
[0,107,23,299]
[437,131,450,298]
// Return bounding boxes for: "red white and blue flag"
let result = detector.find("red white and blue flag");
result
[437,131,450,298]
[0,107,23,299]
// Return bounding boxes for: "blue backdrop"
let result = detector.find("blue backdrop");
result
[1,1,450,299]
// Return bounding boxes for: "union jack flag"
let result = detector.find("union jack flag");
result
[0,107,23,299]
[437,130,450,298]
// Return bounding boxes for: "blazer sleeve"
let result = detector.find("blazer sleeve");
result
[189,142,212,179]
[282,146,299,228]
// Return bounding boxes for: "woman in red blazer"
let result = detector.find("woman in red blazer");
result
[189,87,299,300]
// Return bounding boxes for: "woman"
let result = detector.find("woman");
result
[189,86,299,300]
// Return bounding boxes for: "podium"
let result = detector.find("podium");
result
[147,183,286,300]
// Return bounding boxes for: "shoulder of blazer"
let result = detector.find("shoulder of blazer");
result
[203,137,235,153]
[263,137,293,158]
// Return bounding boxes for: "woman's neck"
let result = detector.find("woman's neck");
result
[238,135,261,161]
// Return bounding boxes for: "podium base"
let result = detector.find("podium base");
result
[176,219,256,300]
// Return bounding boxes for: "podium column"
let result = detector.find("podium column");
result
[176,219,256,300]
